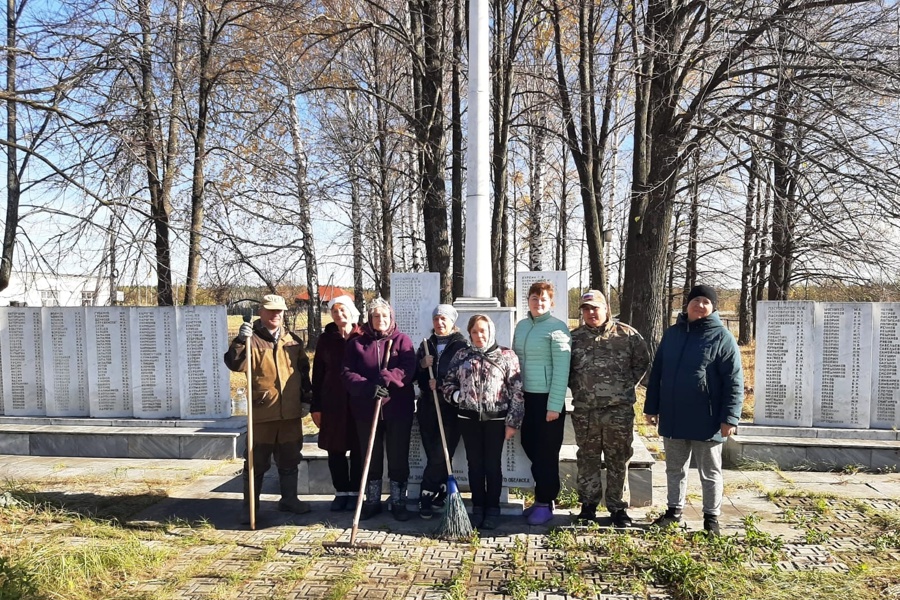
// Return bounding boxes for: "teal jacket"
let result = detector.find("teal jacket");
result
[512,312,572,412]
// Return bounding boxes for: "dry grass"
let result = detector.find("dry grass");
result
[740,340,756,421]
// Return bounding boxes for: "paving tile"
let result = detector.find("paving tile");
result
[235,580,280,599]
[282,581,333,599]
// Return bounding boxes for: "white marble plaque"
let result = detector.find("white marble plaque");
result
[0,312,3,414]
[177,306,230,419]
[42,307,90,416]
[407,418,533,487]
[0,307,46,415]
[390,272,440,345]
[131,307,180,418]
[871,303,900,429]
[753,301,815,426]
[813,303,872,429]
[85,307,135,417]
[515,271,569,323]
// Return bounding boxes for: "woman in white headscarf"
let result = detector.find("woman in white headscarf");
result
[311,295,363,511]
[413,304,468,519]
[442,314,524,530]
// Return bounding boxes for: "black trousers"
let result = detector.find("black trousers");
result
[355,416,413,483]
[459,418,506,509]
[520,392,566,504]
[417,395,461,494]
[327,450,363,493]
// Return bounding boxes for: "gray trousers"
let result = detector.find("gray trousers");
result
[663,437,723,516]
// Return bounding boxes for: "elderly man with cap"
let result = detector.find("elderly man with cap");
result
[414,304,468,519]
[644,284,744,536]
[224,294,313,517]
[568,290,650,527]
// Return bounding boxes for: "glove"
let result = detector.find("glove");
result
[301,402,311,418]
[373,385,390,400]
[237,322,253,342]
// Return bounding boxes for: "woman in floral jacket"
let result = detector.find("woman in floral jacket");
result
[442,314,524,530]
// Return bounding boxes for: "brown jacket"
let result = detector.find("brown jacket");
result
[224,321,312,423]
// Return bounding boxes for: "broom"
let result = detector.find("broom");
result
[423,338,473,540]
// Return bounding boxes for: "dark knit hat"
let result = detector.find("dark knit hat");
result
[687,284,718,310]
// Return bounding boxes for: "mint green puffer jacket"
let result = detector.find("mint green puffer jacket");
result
[512,312,572,412]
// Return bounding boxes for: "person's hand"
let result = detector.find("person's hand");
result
[428,379,437,391]
[237,322,253,342]
[420,355,434,369]
[374,385,390,400]
[505,426,518,440]
[546,410,560,422]
[645,414,658,426]
[311,411,322,427]
[721,423,737,438]
[301,402,311,418]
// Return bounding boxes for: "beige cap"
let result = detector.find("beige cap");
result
[260,294,288,311]
[579,289,607,309]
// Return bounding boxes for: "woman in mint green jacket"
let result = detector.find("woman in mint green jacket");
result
[512,281,572,526]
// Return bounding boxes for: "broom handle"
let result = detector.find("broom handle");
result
[244,324,256,531]
[423,339,453,474]
[349,338,393,544]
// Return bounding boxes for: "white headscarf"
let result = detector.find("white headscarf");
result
[328,294,360,323]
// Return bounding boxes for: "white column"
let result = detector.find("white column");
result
[463,0,491,298]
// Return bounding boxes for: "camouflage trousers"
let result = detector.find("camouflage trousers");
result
[571,407,634,511]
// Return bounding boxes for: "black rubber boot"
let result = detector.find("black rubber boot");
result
[277,468,311,514]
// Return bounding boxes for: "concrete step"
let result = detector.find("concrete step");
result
[0,417,245,460]
[0,414,656,506]
[724,425,900,471]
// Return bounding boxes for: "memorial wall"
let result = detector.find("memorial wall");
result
[754,301,900,430]
[392,271,569,487]
[0,305,231,419]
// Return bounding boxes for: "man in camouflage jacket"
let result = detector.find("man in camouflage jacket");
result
[568,290,650,527]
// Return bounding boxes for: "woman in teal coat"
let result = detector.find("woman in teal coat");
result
[643,284,744,536]
[512,281,572,526]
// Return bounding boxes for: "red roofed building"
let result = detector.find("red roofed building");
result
[294,286,355,309]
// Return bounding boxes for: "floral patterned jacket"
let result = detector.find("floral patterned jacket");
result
[441,345,525,429]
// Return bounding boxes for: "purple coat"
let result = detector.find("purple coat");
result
[342,328,416,422]
[311,321,362,452]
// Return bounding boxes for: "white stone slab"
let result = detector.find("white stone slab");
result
[42,307,90,417]
[131,307,180,419]
[390,272,440,346]
[85,307,135,418]
[871,303,900,429]
[813,303,872,429]
[515,271,568,323]
[177,306,230,419]
[453,297,516,348]
[407,417,533,487]
[0,307,46,415]
[753,301,815,427]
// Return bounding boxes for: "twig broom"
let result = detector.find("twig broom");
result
[423,339,473,541]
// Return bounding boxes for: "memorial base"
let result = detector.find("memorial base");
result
[0,416,246,460]
[724,424,900,471]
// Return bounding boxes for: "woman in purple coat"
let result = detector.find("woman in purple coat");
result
[311,295,363,512]
[342,298,416,520]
